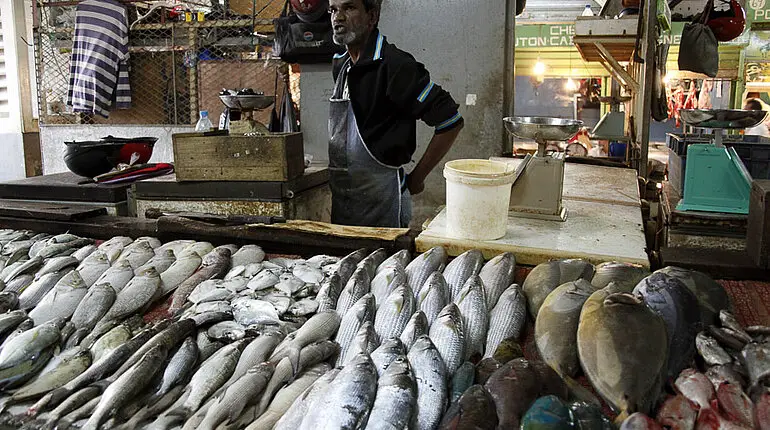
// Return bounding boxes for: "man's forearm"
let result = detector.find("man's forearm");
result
[410,124,463,185]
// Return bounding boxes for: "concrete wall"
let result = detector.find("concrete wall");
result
[40,125,193,174]
[299,64,335,163]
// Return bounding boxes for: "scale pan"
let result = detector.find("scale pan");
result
[504,116,583,142]
[680,109,768,129]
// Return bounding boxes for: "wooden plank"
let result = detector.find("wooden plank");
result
[0,215,157,241]
[131,166,329,200]
[0,172,130,203]
[172,132,305,182]
[0,200,107,221]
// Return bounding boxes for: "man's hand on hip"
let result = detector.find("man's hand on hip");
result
[406,174,425,195]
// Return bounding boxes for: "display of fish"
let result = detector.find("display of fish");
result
[522,259,595,318]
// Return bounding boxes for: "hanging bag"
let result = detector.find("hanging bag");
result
[273,0,345,64]
[678,0,719,77]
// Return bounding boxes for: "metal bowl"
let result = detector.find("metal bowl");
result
[680,109,768,129]
[219,94,275,111]
[503,116,584,142]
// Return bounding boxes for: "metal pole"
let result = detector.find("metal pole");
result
[637,0,657,178]
[502,0,516,154]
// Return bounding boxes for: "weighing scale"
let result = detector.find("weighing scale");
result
[677,109,768,214]
[218,92,275,134]
[503,116,583,222]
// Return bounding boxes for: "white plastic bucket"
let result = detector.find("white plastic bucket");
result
[443,159,516,241]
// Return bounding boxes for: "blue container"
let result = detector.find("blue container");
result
[609,142,627,158]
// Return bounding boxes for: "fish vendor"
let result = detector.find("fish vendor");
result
[328,0,464,228]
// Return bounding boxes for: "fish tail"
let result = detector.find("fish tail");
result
[563,375,603,407]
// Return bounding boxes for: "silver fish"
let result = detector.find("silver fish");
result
[418,272,448,324]
[223,330,284,389]
[247,270,280,291]
[455,275,488,360]
[400,310,429,351]
[366,355,416,430]
[1,318,33,350]
[182,340,245,414]
[101,267,161,323]
[288,298,319,316]
[4,273,33,294]
[371,265,408,306]
[115,240,155,269]
[34,256,79,280]
[71,245,98,262]
[259,291,293,315]
[377,249,411,274]
[181,241,215,258]
[208,321,246,342]
[270,310,341,368]
[336,266,371,316]
[479,252,516,308]
[335,249,369,286]
[71,283,117,331]
[274,368,341,430]
[428,303,466,375]
[591,261,650,292]
[374,284,415,343]
[306,254,340,268]
[348,321,380,361]
[155,239,196,257]
[444,249,484,302]
[76,251,111,287]
[696,331,732,366]
[110,319,196,380]
[523,259,595,318]
[371,337,406,376]
[0,320,61,369]
[334,293,377,366]
[8,347,91,403]
[0,309,27,339]
[80,344,169,430]
[0,291,18,313]
[198,361,275,430]
[170,248,231,313]
[484,284,527,358]
[247,363,330,430]
[408,335,448,430]
[293,263,325,284]
[220,276,249,293]
[90,324,132,363]
[276,273,306,295]
[189,280,229,304]
[232,298,281,326]
[29,271,88,325]
[357,248,389,280]
[299,353,378,430]
[197,331,224,363]
[94,259,135,294]
[135,249,176,275]
[160,251,202,295]
[231,244,265,267]
[405,246,447,294]
[17,270,68,310]
[316,273,343,313]
[154,336,198,401]
[3,256,43,284]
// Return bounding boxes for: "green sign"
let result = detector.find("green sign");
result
[515,22,685,49]
[748,0,770,23]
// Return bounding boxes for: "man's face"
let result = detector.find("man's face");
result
[329,0,375,47]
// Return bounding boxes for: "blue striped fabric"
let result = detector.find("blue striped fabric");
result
[67,0,131,117]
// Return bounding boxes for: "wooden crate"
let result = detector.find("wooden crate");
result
[748,180,770,268]
[172,132,304,181]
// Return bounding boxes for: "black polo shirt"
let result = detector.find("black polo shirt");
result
[332,28,463,167]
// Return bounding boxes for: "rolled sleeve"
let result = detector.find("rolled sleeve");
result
[387,60,463,134]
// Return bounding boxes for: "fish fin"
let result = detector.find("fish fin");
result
[563,375,603,407]
[288,345,301,374]
[166,406,191,419]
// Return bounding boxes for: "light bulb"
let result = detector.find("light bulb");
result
[533,61,546,76]
[566,78,578,92]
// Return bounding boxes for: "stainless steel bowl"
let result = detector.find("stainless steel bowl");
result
[503,116,584,142]
[680,109,768,129]
[219,94,276,111]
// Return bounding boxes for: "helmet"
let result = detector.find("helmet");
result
[707,0,746,42]
[290,0,329,23]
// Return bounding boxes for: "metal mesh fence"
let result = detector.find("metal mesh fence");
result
[34,0,301,127]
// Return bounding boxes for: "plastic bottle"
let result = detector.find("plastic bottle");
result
[581,4,594,16]
[195,110,213,132]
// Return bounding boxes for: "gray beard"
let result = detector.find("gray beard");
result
[333,30,358,46]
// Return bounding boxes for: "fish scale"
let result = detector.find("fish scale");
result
[371,266,407,307]
[28,271,88,326]
[316,273,342,313]
[479,252,516,308]
[298,353,378,430]
[182,340,245,414]
[371,338,406,377]
[153,337,198,402]
[334,293,377,366]
[34,256,79,281]
[17,270,68,310]
[336,267,371,317]
[455,275,488,361]
[196,362,275,430]
[484,284,527,358]
[76,251,111,287]
[223,330,284,389]
[408,335,447,430]
[170,248,231,313]
[444,250,484,302]
[161,252,203,295]
[347,321,380,364]
[418,272,448,325]
[428,303,466,376]
[135,249,176,275]
[405,247,447,297]
[377,249,411,274]
[274,368,341,430]
[101,268,161,323]
[70,283,117,331]
[94,260,136,294]
[357,248,388,280]
[374,284,415,343]
[400,311,429,351]
[366,355,416,430]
